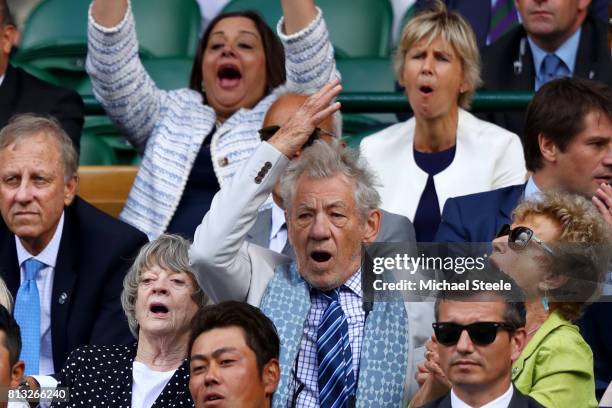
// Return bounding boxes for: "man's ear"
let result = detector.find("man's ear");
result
[64,173,79,206]
[510,328,527,362]
[363,208,381,243]
[9,360,24,388]
[538,133,558,165]
[262,358,281,396]
[0,24,16,56]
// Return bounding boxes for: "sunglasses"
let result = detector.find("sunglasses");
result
[258,125,334,148]
[433,322,515,346]
[496,224,554,254]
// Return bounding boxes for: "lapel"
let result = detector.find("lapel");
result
[513,30,537,89]
[102,344,135,406]
[508,385,532,408]
[150,360,193,408]
[50,203,79,371]
[0,65,19,125]
[497,184,526,229]
[0,223,20,296]
[512,310,567,381]
[247,209,272,248]
[573,16,598,79]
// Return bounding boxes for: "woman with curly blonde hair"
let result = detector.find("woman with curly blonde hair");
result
[490,190,612,407]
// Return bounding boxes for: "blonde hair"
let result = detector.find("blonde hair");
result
[513,191,612,321]
[394,0,482,108]
[0,278,13,312]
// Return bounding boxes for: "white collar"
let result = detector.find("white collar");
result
[524,176,544,201]
[0,73,5,87]
[15,212,65,268]
[269,201,286,240]
[450,384,513,408]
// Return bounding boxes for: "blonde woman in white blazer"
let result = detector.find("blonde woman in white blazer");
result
[361,3,526,241]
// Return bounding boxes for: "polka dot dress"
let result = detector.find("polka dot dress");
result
[51,343,194,407]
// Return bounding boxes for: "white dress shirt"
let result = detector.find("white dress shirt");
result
[268,202,288,253]
[15,212,64,377]
[450,384,513,408]
[0,74,5,87]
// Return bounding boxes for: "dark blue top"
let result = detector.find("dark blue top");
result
[166,129,219,239]
[413,146,456,242]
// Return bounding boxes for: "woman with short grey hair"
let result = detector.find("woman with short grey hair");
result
[53,234,206,408]
[360,0,526,242]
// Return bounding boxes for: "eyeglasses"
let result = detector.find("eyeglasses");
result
[432,322,515,346]
[496,224,554,254]
[258,125,334,148]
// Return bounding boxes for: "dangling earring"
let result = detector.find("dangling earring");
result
[541,289,549,312]
[201,80,205,93]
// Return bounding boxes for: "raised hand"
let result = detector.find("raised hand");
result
[593,183,612,226]
[268,79,341,158]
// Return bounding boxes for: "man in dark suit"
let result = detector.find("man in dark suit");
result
[248,92,417,258]
[435,77,612,399]
[416,271,543,408]
[0,0,83,150]
[0,115,147,387]
[479,0,612,137]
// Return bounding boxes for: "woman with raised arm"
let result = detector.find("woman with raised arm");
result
[87,0,337,239]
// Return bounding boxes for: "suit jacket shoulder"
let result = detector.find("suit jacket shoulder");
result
[0,64,84,149]
[435,184,525,243]
[418,386,544,408]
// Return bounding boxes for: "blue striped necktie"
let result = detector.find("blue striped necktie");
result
[14,258,44,375]
[317,288,356,408]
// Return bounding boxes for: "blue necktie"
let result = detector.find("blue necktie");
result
[317,288,356,408]
[540,54,568,88]
[14,258,44,375]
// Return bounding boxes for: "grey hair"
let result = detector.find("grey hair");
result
[394,0,482,108]
[0,114,78,181]
[121,234,208,338]
[0,277,13,312]
[279,139,380,220]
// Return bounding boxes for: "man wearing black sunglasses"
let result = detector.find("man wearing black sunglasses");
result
[416,274,544,408]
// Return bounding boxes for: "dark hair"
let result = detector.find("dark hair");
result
[434,266,527,330]
[189,301,280,374]
[189,10,286,103]
[523,78,612,172]
[0,0,15,27]
[0,305,21,367]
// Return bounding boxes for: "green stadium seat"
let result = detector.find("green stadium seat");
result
[79,132,118,165]
[14,0,201,72]
[318,0,392,58]
[222,0,393,58]
[337,57,398,135]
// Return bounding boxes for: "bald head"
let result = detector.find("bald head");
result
[263,93,338,137]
